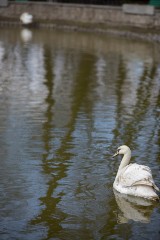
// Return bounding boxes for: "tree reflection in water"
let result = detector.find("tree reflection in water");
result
[0,28,159,240]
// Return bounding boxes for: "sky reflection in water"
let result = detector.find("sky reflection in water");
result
[0,27,160,240]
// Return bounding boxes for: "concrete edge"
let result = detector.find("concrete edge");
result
[123,4,155,15]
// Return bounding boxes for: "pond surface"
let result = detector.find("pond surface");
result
[0,27,160,240]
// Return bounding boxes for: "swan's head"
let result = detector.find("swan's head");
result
[113,145,131,157]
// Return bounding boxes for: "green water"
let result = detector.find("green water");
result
[0,27,160,240]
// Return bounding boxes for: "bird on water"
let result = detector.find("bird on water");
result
[20,12,33,25]
[113,145,159,201]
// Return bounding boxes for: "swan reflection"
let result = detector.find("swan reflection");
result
[21,29,33,42]
[114,189,157,223]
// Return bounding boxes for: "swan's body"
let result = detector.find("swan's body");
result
[113,145,159,201]
[20,13,33,25]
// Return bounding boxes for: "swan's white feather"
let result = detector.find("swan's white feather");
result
[117,163,159,191]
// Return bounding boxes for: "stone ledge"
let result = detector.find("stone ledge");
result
[123,4,155,15]
[0,2,159,30]
[0,0,8,7]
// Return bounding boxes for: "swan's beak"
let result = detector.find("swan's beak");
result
[112,152,118,157]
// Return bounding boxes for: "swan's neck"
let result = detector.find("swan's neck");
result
[117,150,131,175]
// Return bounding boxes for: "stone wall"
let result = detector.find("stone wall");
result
[0,2,160,29]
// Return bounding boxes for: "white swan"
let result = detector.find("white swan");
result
[20,12,33,25]
[113,145,159,201]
